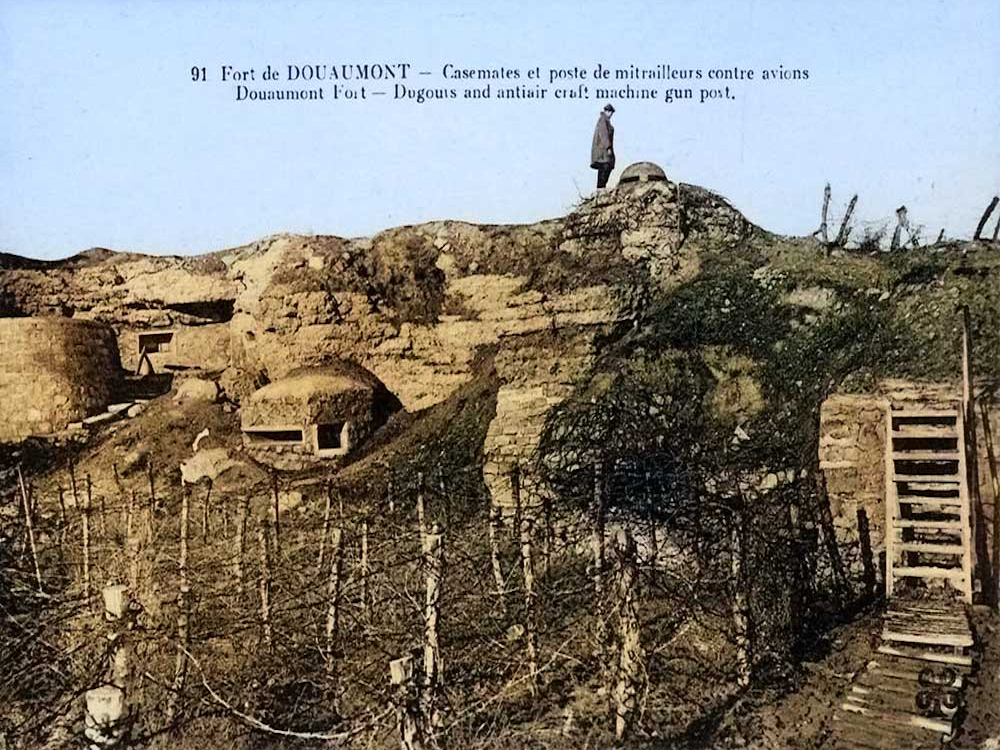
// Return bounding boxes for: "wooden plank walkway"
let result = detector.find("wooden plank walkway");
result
[826,597,974,748]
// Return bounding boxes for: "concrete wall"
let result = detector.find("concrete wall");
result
[819,380,999,584]
[0,317,121,441]
[119,323,229,373]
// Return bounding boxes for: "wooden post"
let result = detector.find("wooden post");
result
[422,525,442,728]
[102,584,132,690]
[127,491,140,594]
[891,205,909,251]
[980,400,1000,610]
[962,307,989,599]
[57,484,68,534]
[318,481,333,574]
[96,477,106,538]
[488,500,505,601]
[390,655,425,750]
[84,686,126,750]
[82,471,92,606]
[439,472,450,534]
[271,473,281,559]
[168,483,191,721]
[325,528,344,668]
[614,529,644,741]
[592,461,607,655]
[416,472,426,540]
[235,496,249,597]
[835,194,858,247]
[360,518,371,613]
[857,509,876,600]
[541,487,553,577]
[645,470,659,568]
[124,485,134,544]
[937,228,946,244]
[817,182,831,244]
[973,196,999,241]
[147,460,156,508]
[17,466,42,591]
[516,480,538,696]
[259,519,273,649]
[202,480,212,538]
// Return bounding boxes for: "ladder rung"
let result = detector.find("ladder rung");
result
[893,519,963,529]
[892,427,957,438]
[893,475,960,483]
[897,496,961,507]
[891,565,966,579]
[891,409,958,419]
[894,542,965,555]
[892,451,961,461]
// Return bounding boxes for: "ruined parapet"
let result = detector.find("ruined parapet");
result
[119,323,230,373]
[241,362,399,470]
[0,317,121,441]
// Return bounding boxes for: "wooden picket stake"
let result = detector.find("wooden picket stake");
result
[259,519,273,649]
[84,686,126,749]
[360,519,371,613]
[514,474,538,696]
[235,496,249,597]
[17,466,42,592]
[416,472,426,541]
[817,182,831,244]
[390,655,425,750]
[614,529,644,741]
[167,483,191,721]
[81,471,92,606]
[835,194,858,246]
[147,460,156,508]
[974,196,999,241]
[325,528,344,671]
[422,525,443,728]
[271,473,281,559]
[541,487,553,577]
[95,476,106,538]
[317,481,333,574]
[57,484,68,539]
[488,501,505,600]
[127,490,140,594]
[592,461,607,655]
[202,480,213,538]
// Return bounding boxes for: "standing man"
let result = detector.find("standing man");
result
[591,104,616,189]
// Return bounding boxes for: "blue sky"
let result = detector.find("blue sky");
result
[1,0,998,259]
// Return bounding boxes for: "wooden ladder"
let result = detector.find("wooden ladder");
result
[884,403,973,603]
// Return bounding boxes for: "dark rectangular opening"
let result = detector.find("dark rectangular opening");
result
[316,423,344,450]
[247,429,303,445]
[138,331,174,354]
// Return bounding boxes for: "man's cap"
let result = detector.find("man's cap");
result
[603,103,615,113]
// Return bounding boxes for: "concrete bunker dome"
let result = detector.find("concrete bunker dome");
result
[0,317,122,441]
[617,161,668,187]
[241,360,400,470]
